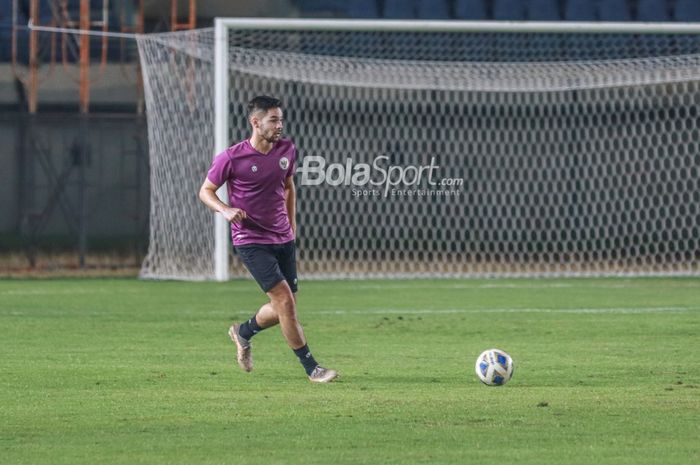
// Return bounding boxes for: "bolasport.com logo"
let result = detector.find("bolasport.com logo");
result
[298,155,464,198]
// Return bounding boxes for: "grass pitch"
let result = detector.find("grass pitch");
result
[1,277,699,465]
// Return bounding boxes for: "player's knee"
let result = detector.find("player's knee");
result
[273,294,296,318]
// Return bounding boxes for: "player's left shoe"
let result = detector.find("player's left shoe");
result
[228,324,253,372]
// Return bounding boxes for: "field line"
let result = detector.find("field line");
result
[313,306,694,315]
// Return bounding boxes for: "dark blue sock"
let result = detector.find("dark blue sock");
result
[238,315,263,341]
[293,344,318,375]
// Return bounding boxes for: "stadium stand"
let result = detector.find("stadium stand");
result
[493,0,526,20]
[636,0,670,21]
[383,0,415,18]
[454,0,488,20]
[0,0,25,63]
[526,0,560,20]
[416,0,450,19]
[347,0,380,18]
[525,0,562,63]
[675,0,700,21]
[598,0,632,21]
[6,1,698,62]
[0,0,127,63]
[0,0,11,61]
[564,0,596,20]
[293,0,349,17]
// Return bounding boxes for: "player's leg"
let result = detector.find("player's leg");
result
[231,241,336,381]
[242,241,298,333]
[268,240,304,348]
[234,243,282,342]
[237,302,277,342]
[266,280,306,349]
[228,244,284,372]
[231,243,296,368]
[269,241,337,382]
[251,302,278,327]
[235,241,290,339]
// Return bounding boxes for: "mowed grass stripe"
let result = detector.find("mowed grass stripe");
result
[314,306,696,314]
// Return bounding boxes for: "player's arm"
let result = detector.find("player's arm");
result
[284,175,296,236]
[198,178,246,224]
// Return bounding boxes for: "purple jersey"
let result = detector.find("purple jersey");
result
[207,138,296,246]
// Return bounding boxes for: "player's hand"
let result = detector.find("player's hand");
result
[222,207,247,224]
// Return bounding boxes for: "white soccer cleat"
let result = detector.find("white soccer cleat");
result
[228,324,253,372]
[308,366,338,383]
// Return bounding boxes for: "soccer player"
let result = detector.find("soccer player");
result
[198,96,338,383]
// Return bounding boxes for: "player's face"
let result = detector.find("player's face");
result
[256,108,284,143]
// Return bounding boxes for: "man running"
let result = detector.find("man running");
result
[199,95,338,383]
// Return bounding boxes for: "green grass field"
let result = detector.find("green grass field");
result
[1,277,699,465]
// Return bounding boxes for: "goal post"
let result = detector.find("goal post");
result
[214,20,230,282]
[138,18,700,281]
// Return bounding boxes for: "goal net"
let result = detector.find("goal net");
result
[136,20,700,280]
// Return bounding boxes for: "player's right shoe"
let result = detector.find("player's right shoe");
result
[228,324,253,372]
[308,366,338,383]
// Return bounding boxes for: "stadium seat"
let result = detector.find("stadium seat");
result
[598,0,632,21]
[526,0,560,20]
[1,0,27,63]
[493,0,526,20]
[383,0,416,18]
[564,0,596,21]
[416,0,450,19]
[454,0,488,20]
[674,0,700,21]
[293,0,348,17]
[636,0,670,21]
[347,0,380,18]
[0,1,10,62]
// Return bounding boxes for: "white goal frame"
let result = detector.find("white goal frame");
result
[212,18,700,281]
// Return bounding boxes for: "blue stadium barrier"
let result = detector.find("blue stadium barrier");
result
[347,0,380,18]
[597,1,638,58]
[636,0,670,21]
[598,0,632,21]
[675,0,700,21]
[452,1,489,61]
[492,0,526,62]
[0,0,10,23]
[525,0,563,62]
[0,8,10,62]
[32,0,49,22]
[564,0,596,20]
[416,0,450,19]
[293,0,348,17]
[383,0,416,18]
[454,0,488,20]
[493,0,526,20]
[415,0,450,62]
[667,0,700,56]
[1,0,25,63]
[526,0,560,20]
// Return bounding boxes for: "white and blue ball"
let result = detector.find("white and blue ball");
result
[475,348,515,386]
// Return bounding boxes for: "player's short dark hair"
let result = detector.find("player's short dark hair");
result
[247,95,282,118]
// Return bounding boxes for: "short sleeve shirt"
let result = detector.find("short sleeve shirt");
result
[206,138,296,246]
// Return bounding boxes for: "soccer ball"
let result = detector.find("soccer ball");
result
[475,349,515,386]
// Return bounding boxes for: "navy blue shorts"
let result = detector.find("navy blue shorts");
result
[235,241,298,293]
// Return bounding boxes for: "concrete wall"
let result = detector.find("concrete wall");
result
[0,112,149,244]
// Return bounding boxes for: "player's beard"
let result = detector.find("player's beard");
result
[263,128,282,143]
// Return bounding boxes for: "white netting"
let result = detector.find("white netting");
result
[137,26,700,280]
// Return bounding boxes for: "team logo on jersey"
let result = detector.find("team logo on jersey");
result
[279,157,289,171]
[251,165,258,173]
